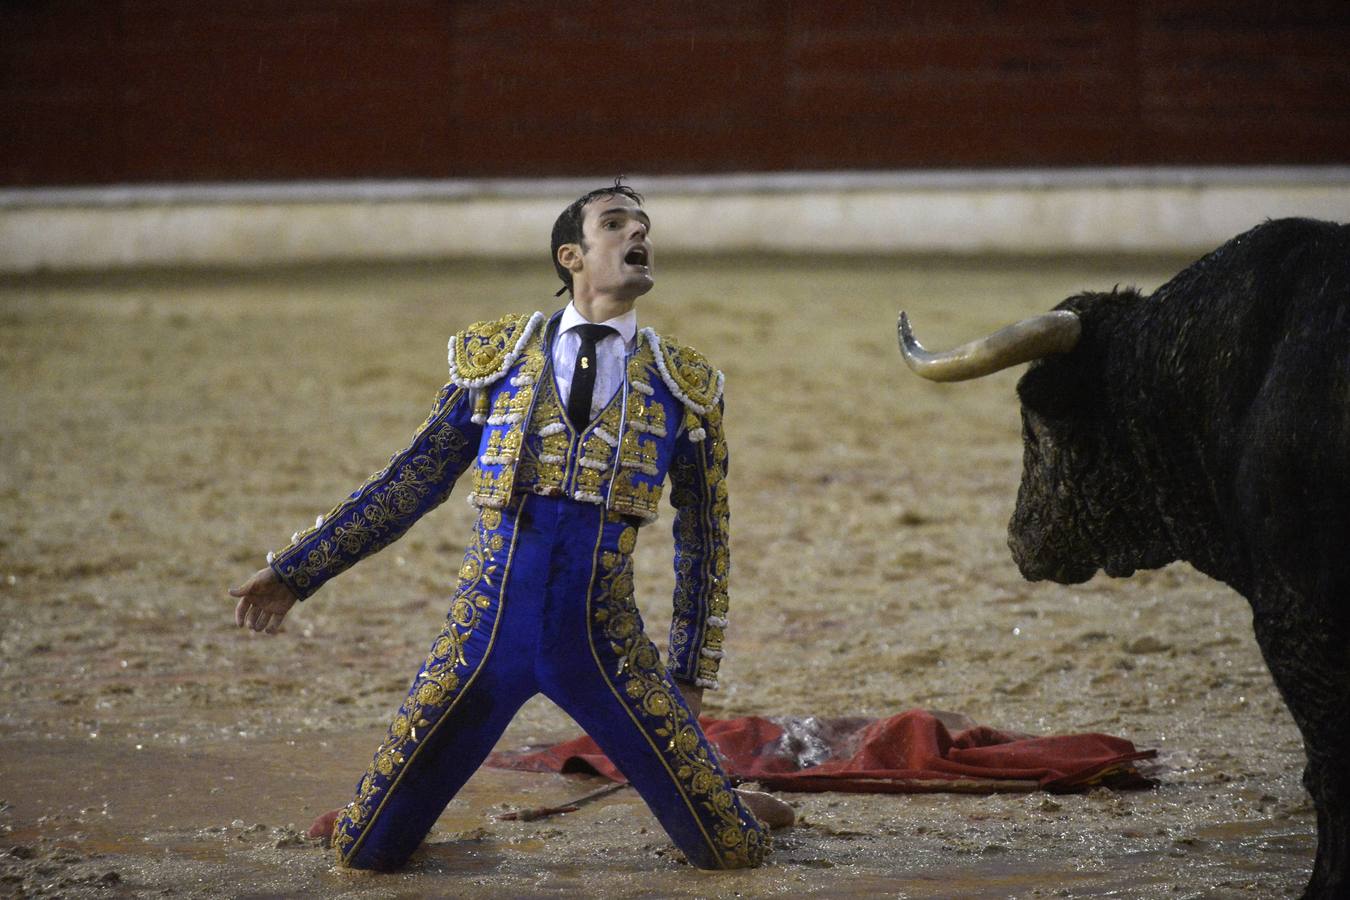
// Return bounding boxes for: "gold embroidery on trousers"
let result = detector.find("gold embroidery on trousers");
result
[331,510,505,863]
[590,530,767,868]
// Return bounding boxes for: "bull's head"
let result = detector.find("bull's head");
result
[899,293,1175,584]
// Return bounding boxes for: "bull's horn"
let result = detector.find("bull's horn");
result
[896,310,1081,382]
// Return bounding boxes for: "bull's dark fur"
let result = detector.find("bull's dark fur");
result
[1009,218,1349,898]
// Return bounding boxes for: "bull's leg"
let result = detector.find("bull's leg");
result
[1249,599,1350,900]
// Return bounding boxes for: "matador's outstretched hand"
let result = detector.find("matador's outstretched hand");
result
[229,566,297,635]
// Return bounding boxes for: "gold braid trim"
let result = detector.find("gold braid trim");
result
[644,328,723,415]
[447,311,545,388]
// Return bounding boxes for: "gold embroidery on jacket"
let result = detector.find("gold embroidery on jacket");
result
[669,401,730,688]
[272,387,473,597]
[572,398,623,502]
[613,471,662,521]
[608,337,666,520]
[620,429,659,475]
[516,377,569,498]
[467,336,545,507]
[447,313,537,385]
[648,330,723,414]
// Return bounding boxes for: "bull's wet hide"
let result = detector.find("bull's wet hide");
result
[901,216,1350,899]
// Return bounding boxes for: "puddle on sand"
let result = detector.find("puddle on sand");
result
[0,731,616,896]
[0,731,1313,898]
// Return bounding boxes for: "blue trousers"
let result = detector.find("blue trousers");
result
[329,494,770,870]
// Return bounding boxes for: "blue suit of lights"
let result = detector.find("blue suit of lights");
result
[268,310,768,870]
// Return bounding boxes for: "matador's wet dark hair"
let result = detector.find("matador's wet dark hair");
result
[550,177,644,297]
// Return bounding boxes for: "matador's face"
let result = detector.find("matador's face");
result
[575,194,655,302]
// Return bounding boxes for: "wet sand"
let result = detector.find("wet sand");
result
[0,256,1313,897]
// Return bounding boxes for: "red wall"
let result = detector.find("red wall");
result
[3,1,1348,186]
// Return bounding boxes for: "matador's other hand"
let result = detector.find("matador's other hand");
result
[229,566,297,635]
[675,681,704,720]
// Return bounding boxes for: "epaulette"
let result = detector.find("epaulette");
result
[642,328,724,415]
[447,311,545,388]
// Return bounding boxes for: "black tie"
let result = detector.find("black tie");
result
[566,323,617,432]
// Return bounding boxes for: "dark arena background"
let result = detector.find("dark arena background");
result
[2,2,1350,898]
[3,0,1350,184]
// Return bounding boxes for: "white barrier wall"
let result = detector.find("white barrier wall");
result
[2,169,1348,272]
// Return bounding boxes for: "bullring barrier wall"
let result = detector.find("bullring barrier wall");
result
[2,168,1348,273]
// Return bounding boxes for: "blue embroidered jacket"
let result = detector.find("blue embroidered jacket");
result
[268,310,730,688]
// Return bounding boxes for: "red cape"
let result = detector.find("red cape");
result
[487,709,1155,794]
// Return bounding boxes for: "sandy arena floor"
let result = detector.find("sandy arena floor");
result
[0,255,1314,897]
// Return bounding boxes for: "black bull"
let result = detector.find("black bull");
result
[899,217,1348,899]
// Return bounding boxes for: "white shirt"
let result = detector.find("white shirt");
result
[552,302,637,419]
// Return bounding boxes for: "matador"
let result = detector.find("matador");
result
[229,183,786,871]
